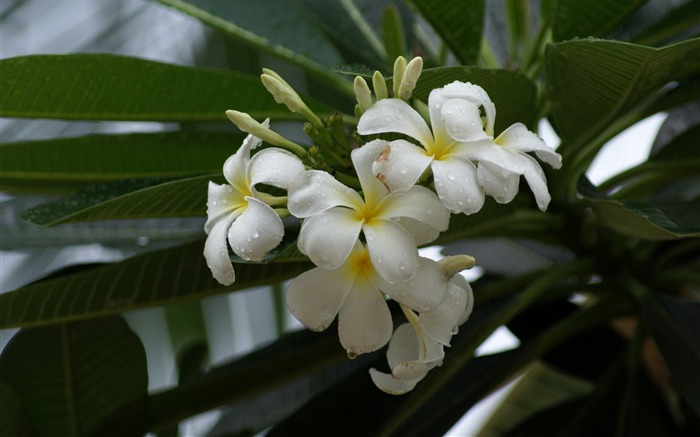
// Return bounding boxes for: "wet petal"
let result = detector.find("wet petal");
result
[387,322,443,381]
[298,208,362,269]
[222,123,266,188]
[364,219,419,283]
[496,123,562,169]
[392,217,440,246]
[371,140,433,194]
[432,158,485,215]
[430,81,496,136]
[203,212,237,286]
[358,98,434,148]
[373,257,448,312]
[477,161,520,204]
[352,140,389,206]
[205,181,245,234]
[380,185,449,232]
[287,170,363,217]
[520,153,552,211]
[451,274,475,325]
[369,368,423,395]
[440,98,490,142]
[249,147,305,189]
[285,266,353,332]
[421,278,469,345]
[228,197,284,261]
[338,274,392,356]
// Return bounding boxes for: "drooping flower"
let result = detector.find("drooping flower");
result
[358,81,562,214]
[204,121,305,285]
[287,140,450,283]
[369,272,474,395]
[285,240,449,357]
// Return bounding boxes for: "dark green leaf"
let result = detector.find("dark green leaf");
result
[633,0,700,46]
[0,54,334,121]
[551,0,646,41]
[382,5,407,65]
[409,0,484,65]
[0,132,244,193]
[416,67,538,132]
[578,177,700,239]
[0,380,36,437]
[650,112,700,161]
[640,292,700,416]
[546,38,700,147]
[0,239,312,329]
[0,317,148,436]
[21,175,215,226]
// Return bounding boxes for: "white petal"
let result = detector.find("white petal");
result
[287,170,363,218]
[228,197,284,261]
[455,140,525,174]
[369,368,423,395]
[298,208,362,269]
[338,274,393,356]
[430,81,496,136]
[420,279,468,345]
[351,140,389,206]
[380,185,450,232]
[371,140,433,194]
[285,266,352,332]
[392,217,440,246]
[496,123,562,169]
[451,274,475,325]
[388,322,443,381]
[477,161,520,204]
[432,158,485,215]
[519,153,552,211]
[205,181,245,234]
[357,98,434,148]
[373,256,448,312]
[364,219,419,282]
[386,323,418,368]
[440,98,490,142]
[203,213,237,286]
[222,129,263,189]
[249,147,305,189]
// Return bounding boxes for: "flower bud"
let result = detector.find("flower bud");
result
[225,110,306,157]
[372,71,388,101]
[398,56,423,100]
[392,56,407,96]
[438,255,476,279]
[354,76,373,112]
[261,72,323,128]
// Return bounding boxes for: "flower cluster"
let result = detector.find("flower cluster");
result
[204,57,561,394]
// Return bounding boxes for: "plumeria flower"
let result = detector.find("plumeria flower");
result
[287,140,449,283]
[369,273,475,395]
[285,240,450,357]
[358,81,562,214]
[204,120,305,285]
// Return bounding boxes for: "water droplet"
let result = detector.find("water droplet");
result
[399,167,408,175]
[252,231,259,239]
[452,326,460,335]
[366,234,375,241]
[347,350,358,360]
[212,201,218,206]
[136,236,150,247]
[427,209,432,215]
[399,261,406,271]
[447,171,456,181]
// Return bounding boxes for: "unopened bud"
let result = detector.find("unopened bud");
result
[398,56,423,100]
[438,255,476,279]
[372,71,388,101]
[225,110,306,157]
[261,72,323,128]
[354,76,373,112]
[392,56,407,96]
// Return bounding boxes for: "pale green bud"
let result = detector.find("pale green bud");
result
[354,76,373,112]
[438,255,476,279]
[260,73,323,128]
[225,110,307,157]
[392,56,407,96]
[398,56,423,100]
[372,71,388,101]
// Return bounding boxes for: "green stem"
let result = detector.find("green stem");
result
[479,38,500,69]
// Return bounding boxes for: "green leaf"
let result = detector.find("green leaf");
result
[640,293,700,417]
[409,0,484,65]
[382,5,407,65]
[633,0,700,46]
[415,67,538,132]
[551,0,646,41]
[21,175,216,226]
[0,380,36,437]
[0,132,244,193]
[578,177,700,240]
[0,317,148,436]
[0,54,334,121]
[546,38,700,147]
[650,122,700,162]
[156,0,352,93]
[0,239,312,329]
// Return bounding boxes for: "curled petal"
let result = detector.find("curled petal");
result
[287,170,363,217]
[432,158,485,215]
[205,181,245,234]
[477,161,520,205]
[430,81,496,137]
[352,141,389,206]
[338,274,393,356]
[369,368,423,395]
[440,98,490,142]
[222,121,267,188]
[373,257,448,313]
[203,213,237,286]
[380,185,449,232]
[451,274,475,325]
[387,323,443,381]
[496,123,562,169]
[420,278,469,345]
[519,153,552,211]
[228,197,284,261]
[393,217,440,246]
[249,147,305,189]
[364,219,419,283]
[358,98,434,148]
[298,208,362,269]
[372,140,433,194]
[285,266,353,332]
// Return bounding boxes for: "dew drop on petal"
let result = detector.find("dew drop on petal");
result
[399,167,408,175]
[452,326,460,335]
[347,350,358,360]
[447,171,456,181]
[252,231,259,239]
[399,261,407,271]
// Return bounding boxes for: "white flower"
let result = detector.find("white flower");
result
[285,241,449,357]
[358,81,562,213]
[287,140,449,283]
[369,273,474,395]
[204,121,305,285]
